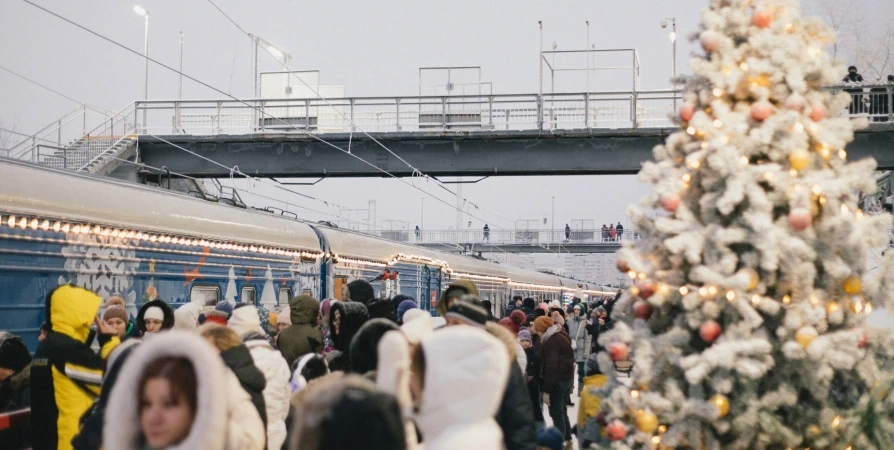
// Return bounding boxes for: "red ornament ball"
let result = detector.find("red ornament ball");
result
[607,421,628,441]
[700,31,720,53]
[859,331,869,349]
[633,301,653,320]
[699,320,722,343]
[750,101,773,121]
[607,342,630,362]
[788,208,812,231]
[637,280,656,299]
[785,94,806,112]
[752,8,774,29]
[661,193,681,212]
[617,259,630,273]
[810,103,828,122]
[679,103,696,122]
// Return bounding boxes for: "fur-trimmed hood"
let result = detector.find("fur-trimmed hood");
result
[133,299,175,337]
[104,331,229,450]
[329,302,369,353]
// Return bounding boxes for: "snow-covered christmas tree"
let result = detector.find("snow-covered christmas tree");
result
[596,0,894,448]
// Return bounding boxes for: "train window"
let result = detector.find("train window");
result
[278,287,292,305]
[241,286,257,305]
[190,285,220,306]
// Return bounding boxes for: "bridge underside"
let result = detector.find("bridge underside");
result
[417,242,623,254]
[138,125,894,178]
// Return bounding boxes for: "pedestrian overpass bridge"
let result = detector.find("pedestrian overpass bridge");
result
[362,228,635,254]
[4,85,892,179]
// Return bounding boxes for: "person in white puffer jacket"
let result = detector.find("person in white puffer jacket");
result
[412,326,510,450]
[104,331,265,450]
[229,304,292,450]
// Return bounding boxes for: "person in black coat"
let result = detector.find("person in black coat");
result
[200,324,268,429]
[328,301,370,372]
[0,333,32,450]
[843,66,866,115]
[518,329,544,427]
[126,298,175,340]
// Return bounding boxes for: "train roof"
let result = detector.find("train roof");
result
[0,158,322,254]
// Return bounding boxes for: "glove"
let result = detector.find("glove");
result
[542,393,551,407]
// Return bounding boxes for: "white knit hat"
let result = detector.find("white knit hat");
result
[143,306,164,322]
[228,305,265,337]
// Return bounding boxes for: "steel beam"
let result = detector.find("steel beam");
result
[137,124,894,178]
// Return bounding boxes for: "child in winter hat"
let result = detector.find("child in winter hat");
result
[517,328,533,345]
[536,427,564,450]
[275,305,291,331]
[205,301,233,325]
[0,334,31,376]
[396,299,418,324]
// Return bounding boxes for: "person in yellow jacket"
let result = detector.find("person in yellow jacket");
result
[576,355,608,448]
[31,285,120,450]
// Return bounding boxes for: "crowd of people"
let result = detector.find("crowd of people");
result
[0,280,623,450]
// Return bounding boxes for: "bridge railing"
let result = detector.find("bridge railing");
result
[363,228,640,246]
[132,84,891,137]
[134,90,684,136]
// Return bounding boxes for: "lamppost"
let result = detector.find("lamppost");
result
[250,34,292,98]
[661,17,677,110]
[133,5,149,132]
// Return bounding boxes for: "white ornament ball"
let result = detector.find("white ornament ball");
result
[788,208,812,231]
[700,31,720,53]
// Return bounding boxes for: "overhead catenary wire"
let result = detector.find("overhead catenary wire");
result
[202,0,516,227]
[0,65,109,114]
[19,0,511,230]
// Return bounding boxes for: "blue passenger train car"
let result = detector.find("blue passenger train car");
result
[0,159,613,350]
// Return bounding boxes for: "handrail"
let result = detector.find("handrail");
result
[0,407,30,430]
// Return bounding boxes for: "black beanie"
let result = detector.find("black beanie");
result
[445,295,488,328]
[347,280,375,305]
[0,335,31,372]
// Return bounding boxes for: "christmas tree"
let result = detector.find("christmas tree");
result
[596,1,894,448]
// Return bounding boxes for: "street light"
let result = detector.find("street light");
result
[250,34,292,98]
[661,17,677,110]
[134,5,149,132]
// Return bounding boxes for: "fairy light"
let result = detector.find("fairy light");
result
[28,218,38,230]
[819,196,827,206]
[682,173,692,182]
[18,217,27,229]
[699,287,709,296]
[752,295,761,306]
[690,160,701,169]
[631,390,640,399]
[652,436,661,445]
[39,219,49,231]
[638,272,647,280]
[790,169,798,177]
[764,172,773,182]
[841,204,850,215]
[708,286,718,296]
[739,62,749,71]
[809,294,819,306]
[854,299,863,313]
[687,127,696,135]
[712,88,724,97]
[726,290,736,301]
[811,185,822,195]
[52,221,61,232]
[713,119,723,128]
[61,223,70,233]
[856,210,864,220]
[783,295,791,305]
[839,149,847,160]
[680,286,690,295]
[865,302,873,314]
[832,416,841,427]
[740,156,749,165]
[794,123,804,133]
[628,270,638,279]
[807,47,820,57]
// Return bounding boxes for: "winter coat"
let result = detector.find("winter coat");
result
[126,298,175,340]
[376,331,420,450]
[577,373,608,443]
[71,340,141,450]
[523,347,544,422]
[0,364,31,450]
[104,331,264,450]
[436,280,480,317]
[277,295,322,368]
[366,298,399,324]
[486,322,535,450]
[567,315,590,362]
[415,326,509,450]
[244,334,291,450]
[31,285,120,450]
[330,301,370,355]
[540,325,575,394]
[220,344,268,429]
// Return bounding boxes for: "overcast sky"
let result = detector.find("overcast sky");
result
[1,0,891,235]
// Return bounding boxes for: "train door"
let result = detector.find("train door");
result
[333,276,348,301]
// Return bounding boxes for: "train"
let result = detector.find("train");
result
[0,158,614,348]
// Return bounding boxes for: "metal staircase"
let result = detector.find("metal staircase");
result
[3,103,136,175]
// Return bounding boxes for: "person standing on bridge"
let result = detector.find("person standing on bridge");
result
[601,224,608,241]
[415,225,421,241]
[608,224,616,241]
[616,222,624,240]
[483,224,490,241]
[564,224,571,241]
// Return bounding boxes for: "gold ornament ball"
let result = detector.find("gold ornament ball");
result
[711,395,730,418]
[636,410,659,433]
[795,326,818,349]
[741,268,759,290]
[789,150,811,171]
[843,275,862,295]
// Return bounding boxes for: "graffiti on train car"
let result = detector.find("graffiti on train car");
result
[58,233,139,305]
